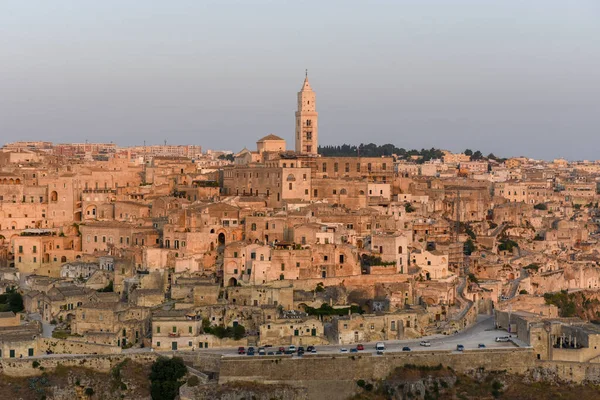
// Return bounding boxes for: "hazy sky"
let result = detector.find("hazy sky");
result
[1,1,599,160]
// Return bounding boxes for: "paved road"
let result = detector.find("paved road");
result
[219,315,522,358]
[30,315,522,359]
[28,313,55,338]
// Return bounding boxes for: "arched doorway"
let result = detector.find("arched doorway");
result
[228,277,237,287]
[218,233,225,245]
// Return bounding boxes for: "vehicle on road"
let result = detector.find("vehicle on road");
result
[278,347,285,353]
[350,348,358,353]
[306,346,315,352]
[311,348,317,354]
[478,344,486,348]
[402,347,411,352]
[288,345,297,352]
[297,346,305,353]
[267,351,275,355]
[258,347,266,355]
[340,348,348,353]
[495,336,510,342]
[456,344,464,351]
[420,341,431,347]
[237,346,246,355]
[356,344,364,351]
[247,346,255,353]
[276,350,283,355]
[247,348,255,356]
[376,342,386,352]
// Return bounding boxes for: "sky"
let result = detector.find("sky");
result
[1,1,599,160]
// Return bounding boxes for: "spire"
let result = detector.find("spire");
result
[301,70,312,91]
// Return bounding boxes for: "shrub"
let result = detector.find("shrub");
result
[533,203,547,210]
[187,375,200,387]
[149,357,187,400]
[519,289,528,295]
[85,387,95,396]
[356,379,366,388]
[364,383,374,392]
[32,360,40,368]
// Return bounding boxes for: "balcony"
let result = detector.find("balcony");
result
[168,332,180,338]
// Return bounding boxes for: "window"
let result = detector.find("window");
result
[18,246,23,254]
[289,183,292,190]
[281,263,285,271]
[322,163,327,173]
[172,326,177,333]
[251,223,257,231]
[157,341,160,347]
[157,326,161,333]
[339,254,345,263]
[334,163,338,172]
[189,326,193,333]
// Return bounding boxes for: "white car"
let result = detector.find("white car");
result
[495,336,510,342]
[340,348,348,353]
[420,341,431,347]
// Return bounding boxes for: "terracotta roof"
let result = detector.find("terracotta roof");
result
[257,134,284,142]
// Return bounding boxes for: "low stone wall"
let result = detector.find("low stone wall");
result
[40,338,121,355]
[535,360,600,383]
[218,348,536,384]
[0,352,157,377]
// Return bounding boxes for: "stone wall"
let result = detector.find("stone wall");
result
[40,338,122,355]
[218,348,535,384]
[0,352,157,377]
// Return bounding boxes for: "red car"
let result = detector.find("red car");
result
[278,346,285,353]
[238,346,246,355]
[356,344,364,351]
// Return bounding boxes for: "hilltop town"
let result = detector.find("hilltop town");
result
[1,76,600,399]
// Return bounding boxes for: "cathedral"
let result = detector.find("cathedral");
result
[223,74,393,208]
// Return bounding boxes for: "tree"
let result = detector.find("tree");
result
[464,149,473,156]
[149,357,187,400]
[464,238,475,255]
[97,281,114,292]
[533,203,547,210]
[471,150,483,160]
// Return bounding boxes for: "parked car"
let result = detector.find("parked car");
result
[297,346,305,353]
[495,336,510,342]
[376,342,386,352]
[306,345,315,352]
[258,347,266,355]
[310,348,317,354]
[350,348,359,353]
[478,343,486,348]
[356,344,365,351]
[420,341,431,347]
[247,348,255,356]
[278,347,285,353]
[402,347,411,352]
[288,345,297,352]
[340,348,348,353]
[456,344,464,351]
[237,346,246,355]
[276,350,283,355]
[247,346,255,353]
[267,351,275,355]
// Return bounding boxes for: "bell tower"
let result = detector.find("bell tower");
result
[295,71,318,155]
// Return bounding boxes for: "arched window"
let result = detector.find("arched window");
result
[286,174,296,181]
[398,246,403,254]
[340,188,347,195]
[251,223,257,231]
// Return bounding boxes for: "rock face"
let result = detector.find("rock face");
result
[179,381,308,400]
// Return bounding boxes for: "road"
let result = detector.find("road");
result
[218,315,522,357]
[29,315,522,360]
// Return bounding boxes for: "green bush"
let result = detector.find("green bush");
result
[85,387,95,396]
[187,375,200,387]
[365,383,374,392]
[519,289,528,295]
[533,203,548,210]
[32,360,40,368]
[149,357,187,400]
